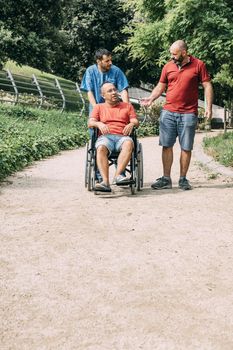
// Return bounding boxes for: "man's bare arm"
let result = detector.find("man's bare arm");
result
[88,118,110,135]
[202,81,214,121]
[87,91,97,107]
[120,89,129,103]
[141,82,166,106]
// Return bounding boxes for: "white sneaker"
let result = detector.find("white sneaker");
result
[114,175,131,185]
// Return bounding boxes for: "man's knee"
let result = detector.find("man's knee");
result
[181,149,191,155]
[162,146,173,154]
[121,140,134,152]
[97,145,109,156]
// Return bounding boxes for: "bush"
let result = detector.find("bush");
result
[0,104,89,180]
[138,102,163,135]
[0,103,159,180]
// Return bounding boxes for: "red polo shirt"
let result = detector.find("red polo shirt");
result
[91,102,137,135]
[160,55,211,114]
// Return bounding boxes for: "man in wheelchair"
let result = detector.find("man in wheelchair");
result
[88,82,139,192]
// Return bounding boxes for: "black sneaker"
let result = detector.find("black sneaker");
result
[94,182,111,192]
[151,176,172,190]
[179,177,192,190]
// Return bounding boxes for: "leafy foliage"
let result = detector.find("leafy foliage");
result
[119,0,233,103]
[137,102,163,135]
[0,104,89,179]
[0,0,68,70]
[53,0,133,82]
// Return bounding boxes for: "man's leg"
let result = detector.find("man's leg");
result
[180,149,191,177]
[115,140,133,176]
[178,113,197,190]
[94,135,113,192]
[178,149,192,190]
[96,145,110,185]
[151,110,175,189]
[162,146,173,177]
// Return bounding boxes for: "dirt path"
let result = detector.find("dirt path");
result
[1,132,233,350]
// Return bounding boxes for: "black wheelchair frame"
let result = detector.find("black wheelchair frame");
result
[85,128,143,194]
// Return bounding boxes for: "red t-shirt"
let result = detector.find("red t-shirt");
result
[91,102,137,135]
[159,55,211,114]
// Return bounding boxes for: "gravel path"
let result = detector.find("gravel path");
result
[1,131,233,350]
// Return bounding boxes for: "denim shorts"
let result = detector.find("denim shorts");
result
[159,109,198,151]
[95,134,133,155]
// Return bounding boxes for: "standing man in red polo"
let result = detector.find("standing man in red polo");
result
[141,40,213,190]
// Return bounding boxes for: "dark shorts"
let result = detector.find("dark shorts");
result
[159,109,197,151]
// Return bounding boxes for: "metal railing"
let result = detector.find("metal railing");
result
[0,69,88,114]
[1,70,231,128]
[128,86,232,129]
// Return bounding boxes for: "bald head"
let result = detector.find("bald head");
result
[170,40,188,51]
[101,82,116,95]
[101,82,119,105]
[170,40,188,66]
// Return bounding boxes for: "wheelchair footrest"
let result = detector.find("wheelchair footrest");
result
[115,179,135,186]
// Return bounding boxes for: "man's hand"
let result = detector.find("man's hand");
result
[205,109,212,122]
[202,81,213,123]
[140,82,166,107]
[140,97,153,107]
[97,122,110,135]
[123,122,134,136]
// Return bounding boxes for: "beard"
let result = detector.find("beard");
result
[172,56,184,65]
[101,64,111,72]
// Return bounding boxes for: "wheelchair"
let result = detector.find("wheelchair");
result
[85,128,143,194]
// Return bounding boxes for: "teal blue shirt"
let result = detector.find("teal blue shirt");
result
[81,64,129,114]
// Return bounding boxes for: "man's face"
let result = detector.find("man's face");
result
[101,83,118,103]
[170,47,185,65]
[97,55,112,72]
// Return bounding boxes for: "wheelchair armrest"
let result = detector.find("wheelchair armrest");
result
[91,127,98,139]
[130,127,138,150]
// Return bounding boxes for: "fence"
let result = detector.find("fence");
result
[1,69,232,129]
[0,69,87,114]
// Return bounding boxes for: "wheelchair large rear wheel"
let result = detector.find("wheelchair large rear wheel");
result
[85,142,90,188]
[137,143,143,190]
[87,159,95,191]
[130,155,136,195]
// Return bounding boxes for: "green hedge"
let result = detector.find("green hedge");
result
[0,104,157,180]
[0,104,89,180]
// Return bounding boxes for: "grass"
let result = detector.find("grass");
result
[1,61,88,111]
[203,131,233,167]
[4,61,70,84]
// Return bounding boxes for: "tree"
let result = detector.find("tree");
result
[119,0,233,104]
[0,0,68,70]
[52,0,133,82]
